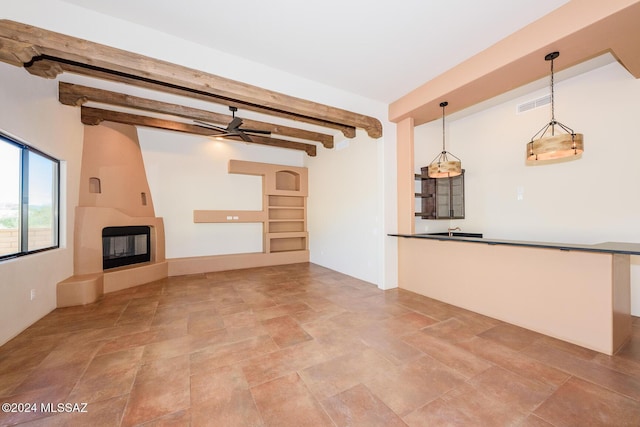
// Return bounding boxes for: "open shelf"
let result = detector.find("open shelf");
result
[268,221,305,233]
[268,208,305,220]
[269,234,307,253]
[267,188,306,253]
[269,206,304,209]
[268,195,304,207]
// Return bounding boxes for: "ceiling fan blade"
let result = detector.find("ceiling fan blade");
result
[204,132,235,138]
[238,128,271,135]
[194,120,227,132]
[228,117,243,130]
[238,131,253,142]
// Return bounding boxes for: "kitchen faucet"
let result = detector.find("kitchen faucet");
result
[447,227,461,237]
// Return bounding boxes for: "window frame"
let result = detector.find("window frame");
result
[0,131,60,261]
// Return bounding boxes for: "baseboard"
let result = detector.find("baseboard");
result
[168,251,310,276]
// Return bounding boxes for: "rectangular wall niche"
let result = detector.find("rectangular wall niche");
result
[102,226,151,270]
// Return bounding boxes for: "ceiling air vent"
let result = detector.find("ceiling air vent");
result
[517,94,551,114]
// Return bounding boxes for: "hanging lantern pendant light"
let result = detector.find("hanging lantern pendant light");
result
[428,101,462,178]
[526,52,584,161]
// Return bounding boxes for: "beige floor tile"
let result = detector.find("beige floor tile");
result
[0,263,638,427]
[250,372,333,427]
[322,383,406,427]
[534,377,640,426]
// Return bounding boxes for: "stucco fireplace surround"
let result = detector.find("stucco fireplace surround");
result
[56,122,168,307]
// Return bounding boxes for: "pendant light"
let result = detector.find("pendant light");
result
[526,52,583,161]
[428,101,462,178]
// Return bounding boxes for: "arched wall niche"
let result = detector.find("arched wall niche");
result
[275,170,300,192]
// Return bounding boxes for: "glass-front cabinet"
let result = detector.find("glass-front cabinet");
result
[415,168,464,220]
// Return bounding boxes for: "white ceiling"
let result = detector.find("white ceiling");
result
[59,0,568,103]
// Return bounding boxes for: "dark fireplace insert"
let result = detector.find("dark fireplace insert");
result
[102,226,151,270]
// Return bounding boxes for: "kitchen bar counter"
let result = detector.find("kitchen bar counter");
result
[391,233,634,355]
[390,233,640,255]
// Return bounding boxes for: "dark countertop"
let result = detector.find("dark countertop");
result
[389,233,640,255]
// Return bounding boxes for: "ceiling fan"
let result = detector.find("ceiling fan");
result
[194,106,271,142]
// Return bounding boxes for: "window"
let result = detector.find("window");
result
[0,132,60,259]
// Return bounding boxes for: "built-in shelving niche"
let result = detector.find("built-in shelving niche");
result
[267,194,306,252]
[193,160,309,260]
[268,196,305,233]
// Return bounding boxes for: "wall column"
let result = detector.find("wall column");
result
[396,117,415,234]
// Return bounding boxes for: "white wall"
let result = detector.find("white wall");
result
[0,62,83,345]
[1,0,395,296]
[415,60,640,314]
[307,131,384,286]
[139,129,303,258]
[138,123,395,289]
[139,125,397,289]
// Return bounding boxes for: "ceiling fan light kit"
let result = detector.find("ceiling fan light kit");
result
[526,51,584,162]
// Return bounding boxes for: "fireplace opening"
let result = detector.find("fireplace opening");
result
[102,226,151,270]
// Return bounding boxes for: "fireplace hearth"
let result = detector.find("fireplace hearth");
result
[102,226,151,270]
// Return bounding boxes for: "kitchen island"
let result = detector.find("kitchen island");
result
[390,233,640,355]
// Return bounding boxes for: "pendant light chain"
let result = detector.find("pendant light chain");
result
[550,55,555,135]
[441,102,446,153]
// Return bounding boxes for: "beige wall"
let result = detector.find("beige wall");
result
[80,123,155,217]
[0,62,83,345]
[413,58,640,314]
[399,238,630,355]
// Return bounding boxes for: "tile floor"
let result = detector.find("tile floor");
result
[1,262,639,426]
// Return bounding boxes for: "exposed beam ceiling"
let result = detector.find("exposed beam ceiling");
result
[81,107,317,157]
[36,58,356,140]
[56,0,568,103]
[59,83,334,149]
[0,20,382,140]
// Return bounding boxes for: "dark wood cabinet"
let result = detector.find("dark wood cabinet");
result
[415,168,465,219]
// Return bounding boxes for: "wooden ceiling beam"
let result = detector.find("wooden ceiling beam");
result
[0,36,39,66]
[60,82,334,148]
[0,20,381,139]
[81,106,317,157]
[41,58,355,139]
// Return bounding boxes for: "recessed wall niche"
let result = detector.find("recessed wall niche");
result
[89,177,101,194]
[191,160,309,270]
[275,170,300,191]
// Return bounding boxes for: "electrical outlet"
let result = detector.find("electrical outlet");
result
[30,289,36,301]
